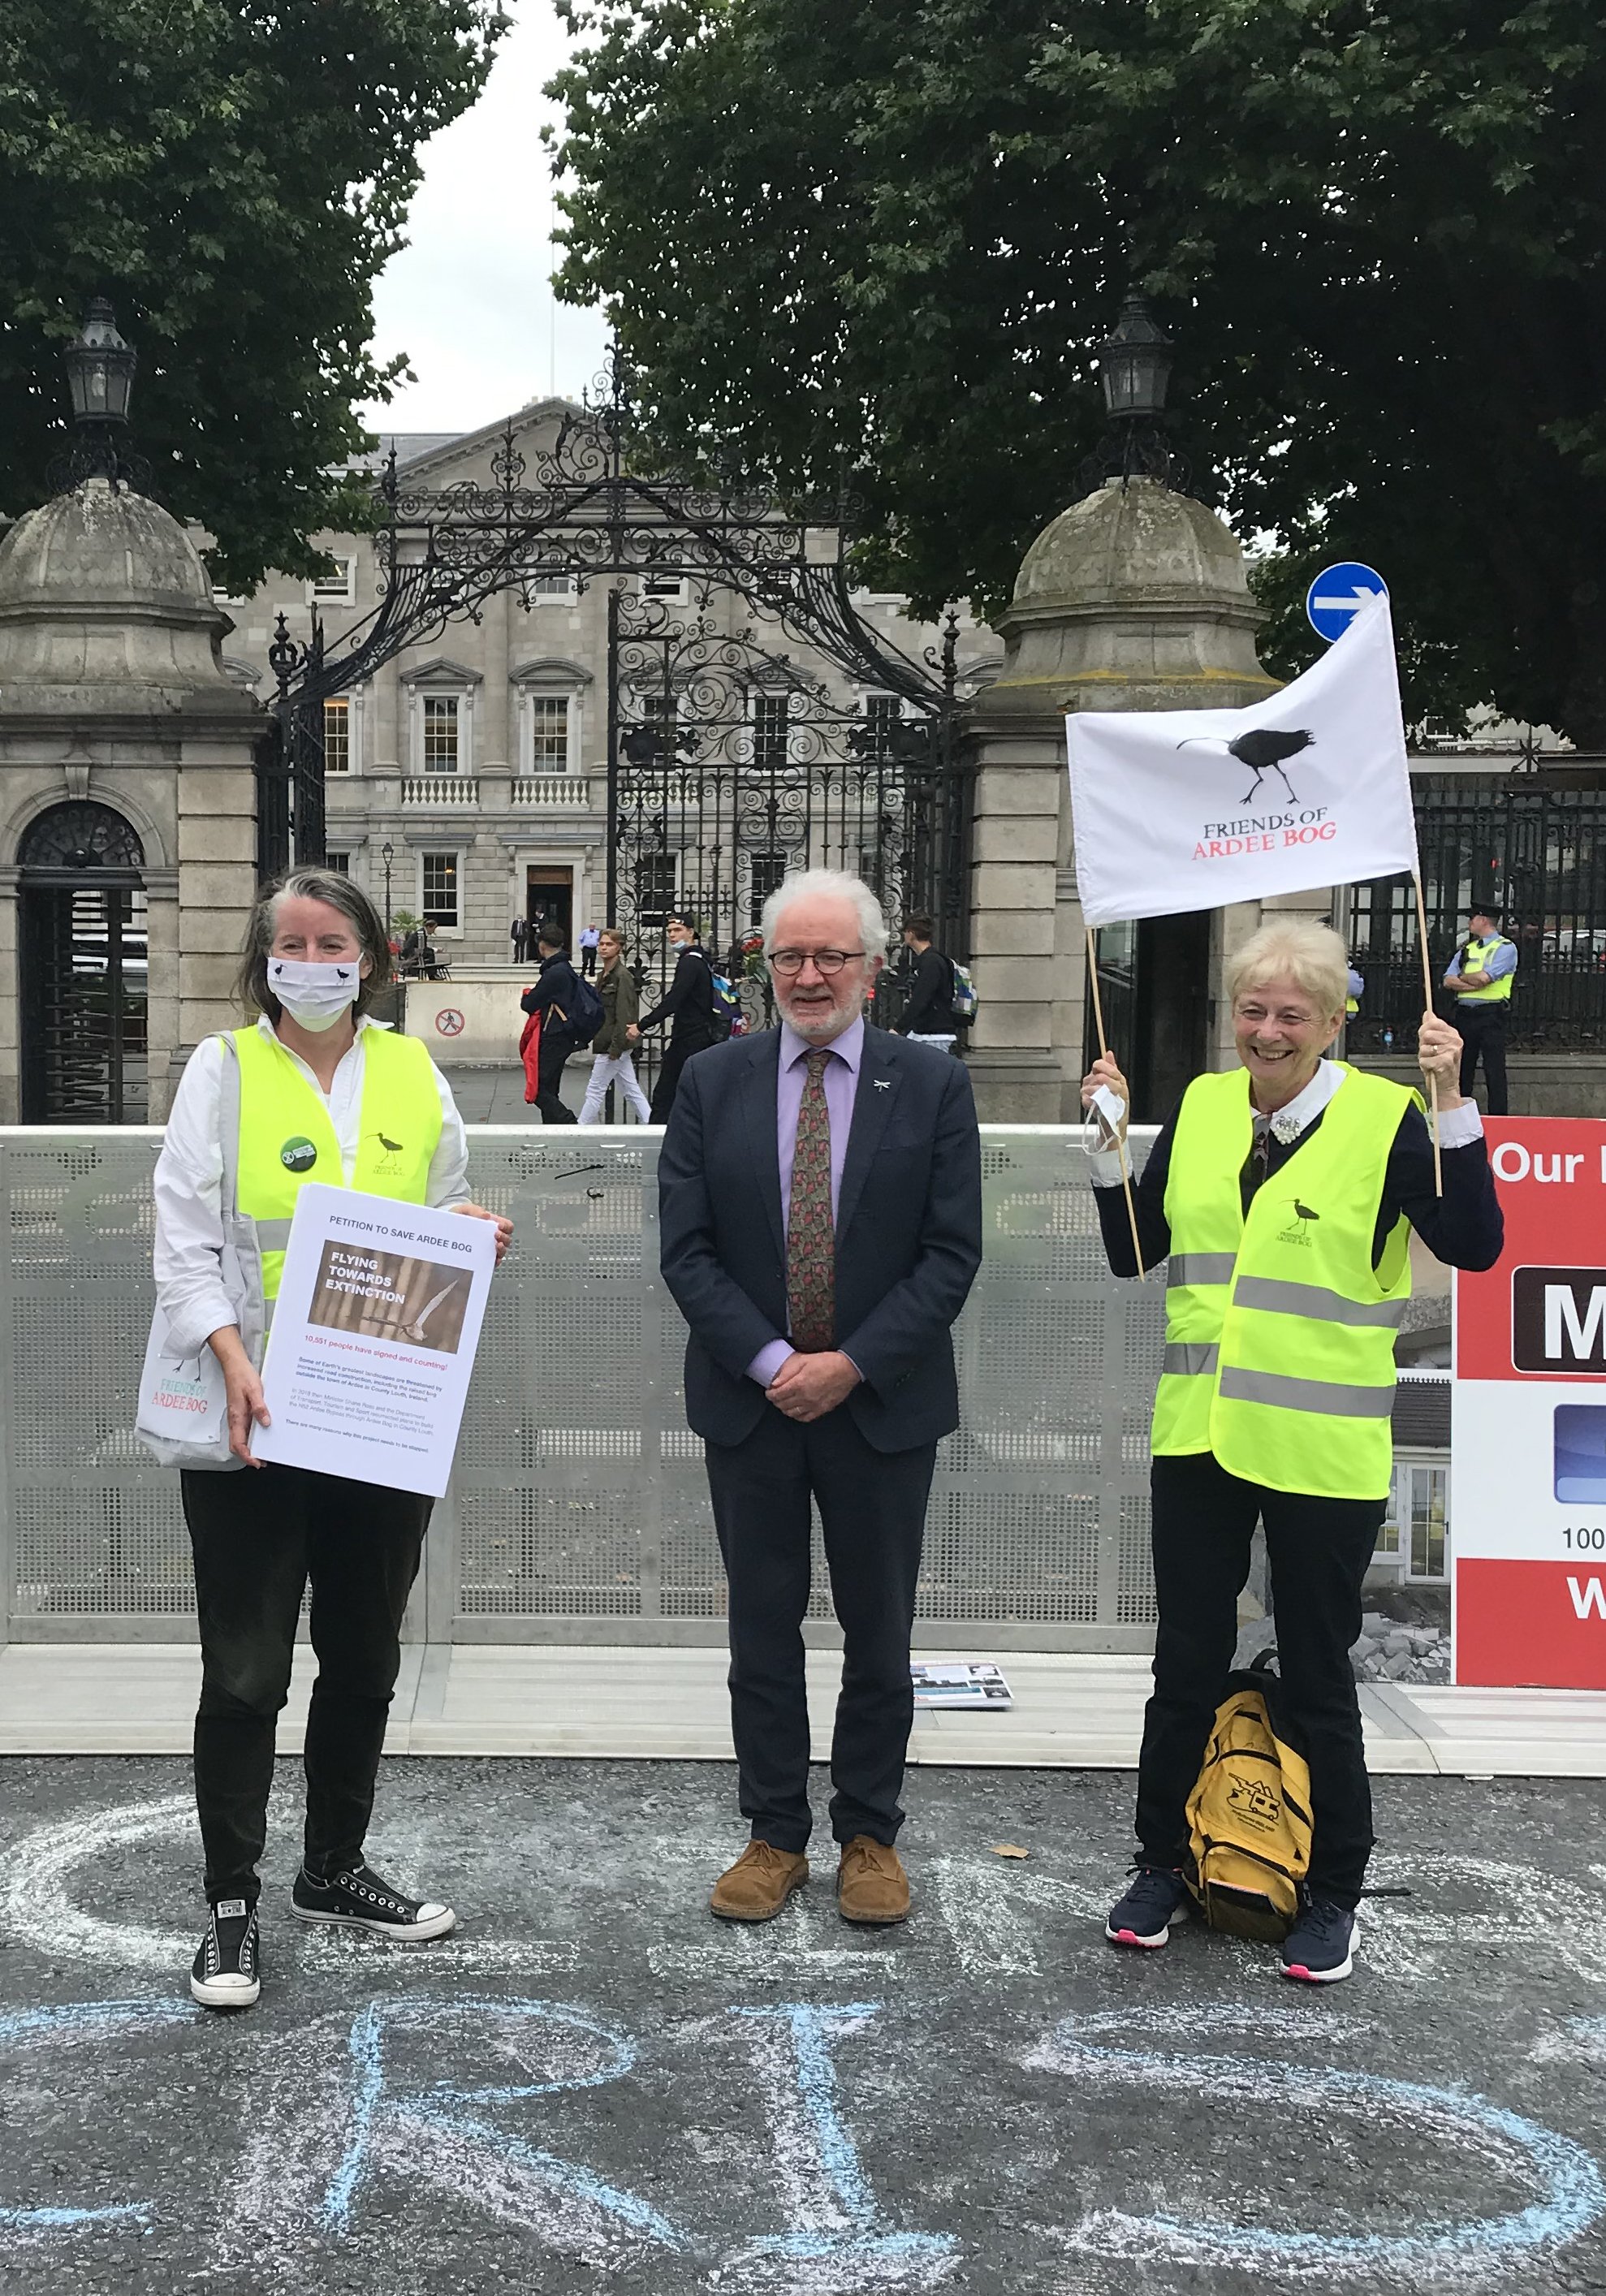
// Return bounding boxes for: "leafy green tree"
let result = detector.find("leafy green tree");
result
[0,0,503,586]
[551,0,1606,740]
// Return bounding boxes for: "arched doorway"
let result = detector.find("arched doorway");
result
[18,802,149,1121]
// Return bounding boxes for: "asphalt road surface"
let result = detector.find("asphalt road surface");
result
[0,1757,1603,2294]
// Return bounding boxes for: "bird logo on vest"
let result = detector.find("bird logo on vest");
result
[1278,1198,1321,1248]
[372,1130,405,1173]
[1177,726,1316,805]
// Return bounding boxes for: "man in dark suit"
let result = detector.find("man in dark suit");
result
[658,869,982,1927]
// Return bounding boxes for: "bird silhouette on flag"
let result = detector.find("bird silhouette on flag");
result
[1177,727,1315,805]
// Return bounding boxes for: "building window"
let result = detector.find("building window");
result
[323,697,351,773]
[324,849,351,874]
[529,572,576,601]
[1377,1460,1448,1582]
[311,556,356,606]
[636,853,679,928]
[750,693,791,770]
[529,696,571,772]
[861,692,904,762]
[422,694,461,773]
[421,851,461,930]
[749,851,787,925]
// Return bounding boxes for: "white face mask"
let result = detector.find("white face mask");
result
[268,956,362,1032]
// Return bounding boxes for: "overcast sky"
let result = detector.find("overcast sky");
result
[360,0,611,436]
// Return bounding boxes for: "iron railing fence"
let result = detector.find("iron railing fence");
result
[0,1126,1165,1651]
[1349,775,1606,1054]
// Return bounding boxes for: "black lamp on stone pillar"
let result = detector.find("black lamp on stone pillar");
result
[381,840,395,943]
[54,299,145,492]
[1081,291,1185,494]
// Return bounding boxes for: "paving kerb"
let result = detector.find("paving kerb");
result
[1,1757,1604,2294]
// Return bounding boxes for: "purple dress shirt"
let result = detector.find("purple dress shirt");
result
[746,1016,864,1388]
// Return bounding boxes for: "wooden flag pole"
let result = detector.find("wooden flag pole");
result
[1413,872,1444,1198]
[1086,926,1146,1278]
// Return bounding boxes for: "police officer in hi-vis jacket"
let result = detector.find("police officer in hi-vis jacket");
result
[153,869,512,2013]
[1081,919,1501,1983]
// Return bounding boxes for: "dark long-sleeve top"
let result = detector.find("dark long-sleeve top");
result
[520,951,581,1025]
[638,944,714,1039]
[896,945,956,1035]
[1094,1081,1504,1279]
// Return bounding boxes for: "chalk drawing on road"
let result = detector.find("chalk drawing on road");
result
[323,1996,686,2265]
[716,2003,958,2291]
[1363,1854,1606,1985]
[1029,2004,1606,2284]
[0,2000,194,2238]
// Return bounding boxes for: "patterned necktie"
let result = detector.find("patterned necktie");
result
[787,1047,835,1352]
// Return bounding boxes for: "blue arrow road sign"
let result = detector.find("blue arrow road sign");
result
[1306,561,1388,642]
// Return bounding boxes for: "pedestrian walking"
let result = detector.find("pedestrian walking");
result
[148,867,512,2013]
[891,914,959,1051]
[578,922,601,978]
[628,911,719,1123]
[1082,919,1500,1983]
[519,923,583,1123]
[1442,907,1517,1116]
[579,927,654,1124]
[658,868,982,1927]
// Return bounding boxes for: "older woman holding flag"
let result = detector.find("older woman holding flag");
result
[1082,919,1500,1982]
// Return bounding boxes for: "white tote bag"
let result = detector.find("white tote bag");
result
[136,1036,264,1472]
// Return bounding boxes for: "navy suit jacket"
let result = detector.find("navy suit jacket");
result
[658,1025,983,1452]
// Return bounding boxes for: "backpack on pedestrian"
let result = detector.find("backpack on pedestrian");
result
[706,968,746,1041]
[948,959,979,1024]
[1184,1656,1313,1942]
[550,971,606,1044]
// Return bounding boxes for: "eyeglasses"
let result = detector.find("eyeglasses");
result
[768,948,866,978]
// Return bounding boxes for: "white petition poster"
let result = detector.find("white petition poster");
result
[252,1184,494,1496]
[1066,591,1418,926]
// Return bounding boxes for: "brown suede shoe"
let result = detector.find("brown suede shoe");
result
[710,1841,809,1923]
[836,1836,910,1925]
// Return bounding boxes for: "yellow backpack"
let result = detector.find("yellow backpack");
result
[1185,1662,1313,1942]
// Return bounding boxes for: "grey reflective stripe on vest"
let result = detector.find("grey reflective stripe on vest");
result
[1231,1275,1409,1330]
[1168,1253,1237,1287]
[1162,1342,1220,1376]
[254,1219,295,1248]
[1218,1367,1395,1418]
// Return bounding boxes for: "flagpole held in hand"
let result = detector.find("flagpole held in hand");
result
[1085,927,1146,1279]
[1411,874,1444,1198]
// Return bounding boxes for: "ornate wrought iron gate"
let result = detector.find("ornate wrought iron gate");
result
[17,803,149,1123]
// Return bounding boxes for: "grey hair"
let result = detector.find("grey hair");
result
[760,868,889,963]
[1226,918,1349,1020]
[235,866,393,1020]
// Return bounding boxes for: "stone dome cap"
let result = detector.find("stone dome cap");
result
[0,477,214,617]
[1009,476,1255,618]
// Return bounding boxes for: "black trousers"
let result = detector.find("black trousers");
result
[537,1041,576,1123]
[1457,1003,1509,1116]
[1136,1452,1384,1906]
[703,1405,936,1853]
[182,1464,430,1905]
[649,1030,714,1124]
[581,946,597,976]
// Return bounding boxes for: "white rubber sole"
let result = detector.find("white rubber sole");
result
[190,1969,260,2010]
[1105,1904,1191,1950]
[291,1900,456,1943]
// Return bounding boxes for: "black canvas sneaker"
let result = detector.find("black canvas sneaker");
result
[191,1898,261,2009]
[291,1859,456,1941]
[1105,1864,1193,1950]
[1280,1894,1358,1983]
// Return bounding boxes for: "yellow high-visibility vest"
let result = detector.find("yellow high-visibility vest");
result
[232,1024,442,1301]
[1454,935,1514,1004]
[1153,1066,1418,1500]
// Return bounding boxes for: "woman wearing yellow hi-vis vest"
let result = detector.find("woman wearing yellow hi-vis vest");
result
[1082,921,1500,1983]
[153,870,512,2013]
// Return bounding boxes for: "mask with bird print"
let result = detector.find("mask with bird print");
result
[267,956,362,1032]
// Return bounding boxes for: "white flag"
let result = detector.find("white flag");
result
[1065,592,1418,929]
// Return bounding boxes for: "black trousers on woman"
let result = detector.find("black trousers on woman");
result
[1137,1451,1384,1907]
[181,1463,430,1905]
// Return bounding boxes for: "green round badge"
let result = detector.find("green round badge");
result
[279,1137,318,1174]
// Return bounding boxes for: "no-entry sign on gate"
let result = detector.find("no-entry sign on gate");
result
[1453,1117,1606,1687]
